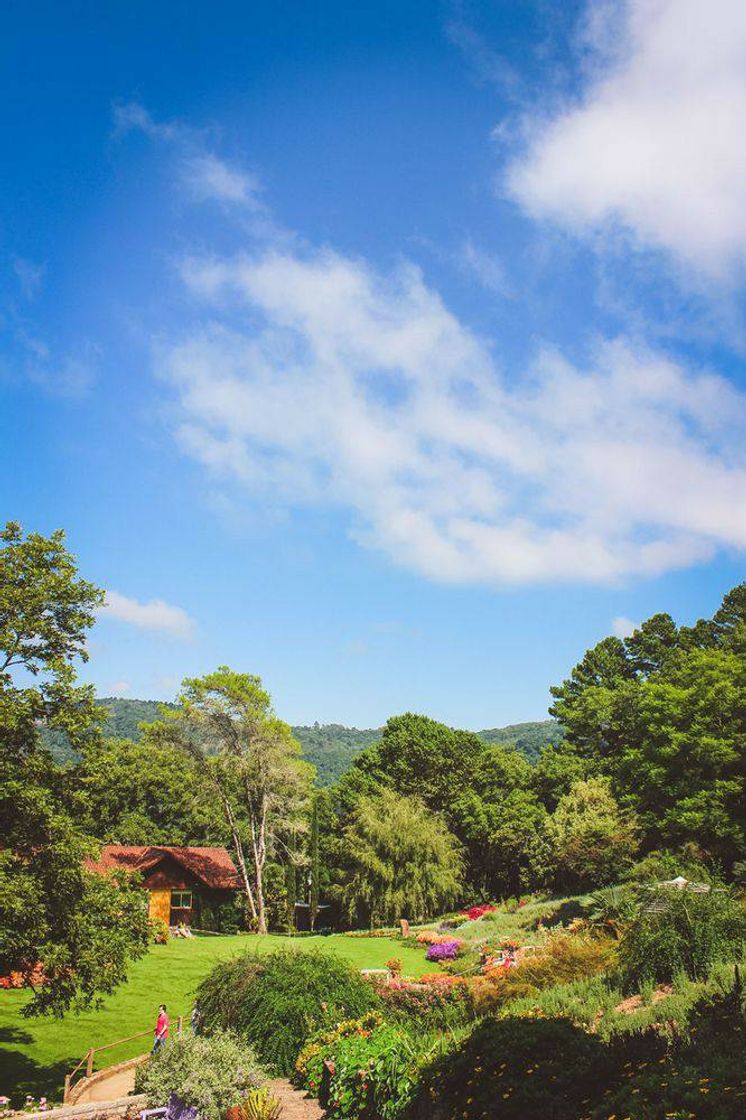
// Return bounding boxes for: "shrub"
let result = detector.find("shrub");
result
[294,1011,384,1085]
[377,976,476,1030]
[227,1088,282,1120]
[473,932,617,1013]
[585,884,638,938]
[149,918,169,944]
[458,904,497,922]
[425,939,461,962]
[301,1021,447,1120]
[618,885,746,987]
[196,948,380,1075]
[134,1031,260,1120]
[414,1015,604,1120]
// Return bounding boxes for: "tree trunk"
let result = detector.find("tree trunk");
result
[250,791,268,934]
[309,796,320,931]
[219,788,258,923]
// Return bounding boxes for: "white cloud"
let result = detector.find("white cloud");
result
[109,680,131,696]
[158,244,746,586]
[112,101,182,142]
[458,239,512,297]
[100,590,195,638]
[182,155,262,207]
[505,0,746,277]
[612,615,638,638]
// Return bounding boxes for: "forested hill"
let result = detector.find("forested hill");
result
[43,697,563,783]
[293,718,564,783]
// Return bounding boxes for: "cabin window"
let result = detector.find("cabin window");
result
[171,890,193,910]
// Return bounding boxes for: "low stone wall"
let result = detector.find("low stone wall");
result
[23,1094,146,1120]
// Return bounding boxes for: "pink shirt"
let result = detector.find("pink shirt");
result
[155,1012,169,1039]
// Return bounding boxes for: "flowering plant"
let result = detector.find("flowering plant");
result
[294,1012,384,1084]
[415,930,440,944]
[425,940,462,961]
[459,904,497,922]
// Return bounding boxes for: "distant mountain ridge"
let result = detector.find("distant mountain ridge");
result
[44,698,563,784]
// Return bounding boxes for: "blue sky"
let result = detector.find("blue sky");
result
[2,0,744,728]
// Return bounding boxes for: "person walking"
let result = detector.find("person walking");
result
[152,1004,169,1053]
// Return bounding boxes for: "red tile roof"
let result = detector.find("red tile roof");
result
[90,845,242,889]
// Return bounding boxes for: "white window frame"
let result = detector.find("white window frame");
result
[171,890,193,910]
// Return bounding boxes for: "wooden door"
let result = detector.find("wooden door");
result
[148,888,171,924]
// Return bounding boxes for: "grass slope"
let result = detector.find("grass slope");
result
[0,933,429,1102]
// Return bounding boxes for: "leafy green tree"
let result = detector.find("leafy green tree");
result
[151,668,313,933]
[453,786,550,898]
[614,647,745,863]
[546,777,639,890]
[0,522,102,753]
[352,713,485,813]
[450,744,550,896]
[75,734,224,844]
[336,788,463,927]
[0,522,149,1014]
[532,742,594,812]
[549,585,745,870]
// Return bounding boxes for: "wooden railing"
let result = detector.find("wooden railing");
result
[63,1017,183,1103]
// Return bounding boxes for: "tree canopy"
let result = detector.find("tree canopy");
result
[0,523,149,1014]
[336,788,463,926]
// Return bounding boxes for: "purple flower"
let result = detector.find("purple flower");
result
[425,940,461,961]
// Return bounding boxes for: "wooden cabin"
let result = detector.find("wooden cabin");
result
[90,845,242,927]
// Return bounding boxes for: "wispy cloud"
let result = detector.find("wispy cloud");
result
[13,257,45,300]
[114,101,264,213]
[25,347,98,396]
[612,615,638,638]
[182,154,263,207]
[100,590,195,639]
[458,239,512,297]
[112,101,183,142]
[445,12,520,94]
[505,0,746,279]
[159,243,746,587]
[108,680,131,696]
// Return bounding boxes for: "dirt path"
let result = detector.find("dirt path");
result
[265,1079,325,1119]
[75,1066,137,1102]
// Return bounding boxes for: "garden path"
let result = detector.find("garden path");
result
[265,1079,325,1119]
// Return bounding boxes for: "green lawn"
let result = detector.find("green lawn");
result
[0,933,430,1104]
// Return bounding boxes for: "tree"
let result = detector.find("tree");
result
[353,713,485,813]
[614,647,745,864]
[546,778,639,890]
[0,523,149,1014]
[450,744,551,897]
[549,585,745,870]
[336,788,463,927]
[152,668,313,933]
[453,786,550,898]
[0,522,103,754]
[308,792,321,931]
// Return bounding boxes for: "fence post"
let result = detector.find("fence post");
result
[86,1048,94,1077]
[63,1075,71,1103]
[177,1016,183,1037]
